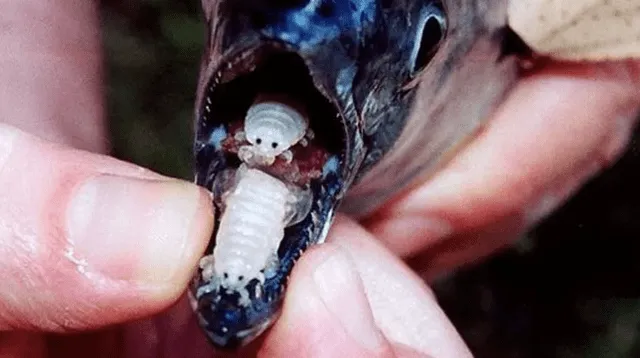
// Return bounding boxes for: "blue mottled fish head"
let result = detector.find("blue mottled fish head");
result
[192,0,522,350]
[195,0,449,181]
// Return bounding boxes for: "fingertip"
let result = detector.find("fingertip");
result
[263,244,391,357]
[0,175,214,330]
[367,214,453,257]
[0,124,216,330]
[310,247,387,352]
[66,176,213,293]
[139,181,215,299]
[366,61,640,259]
[327,218,472,358]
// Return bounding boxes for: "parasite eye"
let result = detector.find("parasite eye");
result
[256,138,262,144]
[411,6,447,75]
[272,142,278,149]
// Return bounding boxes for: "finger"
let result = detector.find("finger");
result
[122,297,217,358]
[0,332,45,358]
[44,297,216,358]
[408,213,525,282]
[262,216,471,358]
[1,0,105,152]
[262,240,394,357]
[0,124,213,331]
[367,60,640,259]
[331,217,472,358]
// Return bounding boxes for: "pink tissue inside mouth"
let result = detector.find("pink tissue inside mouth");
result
[222,120,328,187]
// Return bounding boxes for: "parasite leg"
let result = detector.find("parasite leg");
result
[237,144,255,163]
[234,130,247,142]
[306,128,315,141]
[238,144,276,166]
[298,128,315,147]
[199,254,216,282]
[262,252,280,280]
[279,150,294,163]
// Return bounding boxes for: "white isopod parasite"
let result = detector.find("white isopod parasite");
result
[237,99,314,166]
[199,164,312,304]
[199,99,315,305]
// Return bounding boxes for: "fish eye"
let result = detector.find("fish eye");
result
[256,138,262,144]
[271,142,278,149]
[411,8,447,75]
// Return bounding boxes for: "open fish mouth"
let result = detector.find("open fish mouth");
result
[191,43,351,349]
[189,0,523,350]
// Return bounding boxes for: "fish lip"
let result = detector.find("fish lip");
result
[192,285,282,350]
[208,319,274,349]
[196,291,279,350]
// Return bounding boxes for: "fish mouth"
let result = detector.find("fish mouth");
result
[192,44,349,349]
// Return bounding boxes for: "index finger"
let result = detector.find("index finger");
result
[0,125,213,331]
[261,216,472,358]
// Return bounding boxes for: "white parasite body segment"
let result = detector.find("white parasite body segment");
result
[238,101,310,166]
[205,165,312,303]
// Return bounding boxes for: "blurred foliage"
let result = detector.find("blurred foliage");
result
[102,0,204,179]
[101,1,640,357]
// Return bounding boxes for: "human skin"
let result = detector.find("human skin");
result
[0,1,638,357]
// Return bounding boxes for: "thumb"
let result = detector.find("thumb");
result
[0,124,213,331]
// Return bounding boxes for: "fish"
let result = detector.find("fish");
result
[190,0,523,349]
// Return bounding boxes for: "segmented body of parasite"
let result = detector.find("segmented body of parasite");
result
[198,163,312,306]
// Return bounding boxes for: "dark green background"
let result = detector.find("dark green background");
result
[101,2,640,357]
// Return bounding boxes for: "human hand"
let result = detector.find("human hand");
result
[2,1,640,358]
[365,60,640,280]
[253,60,640,357]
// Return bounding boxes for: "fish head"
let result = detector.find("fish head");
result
[192,0,521,349]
